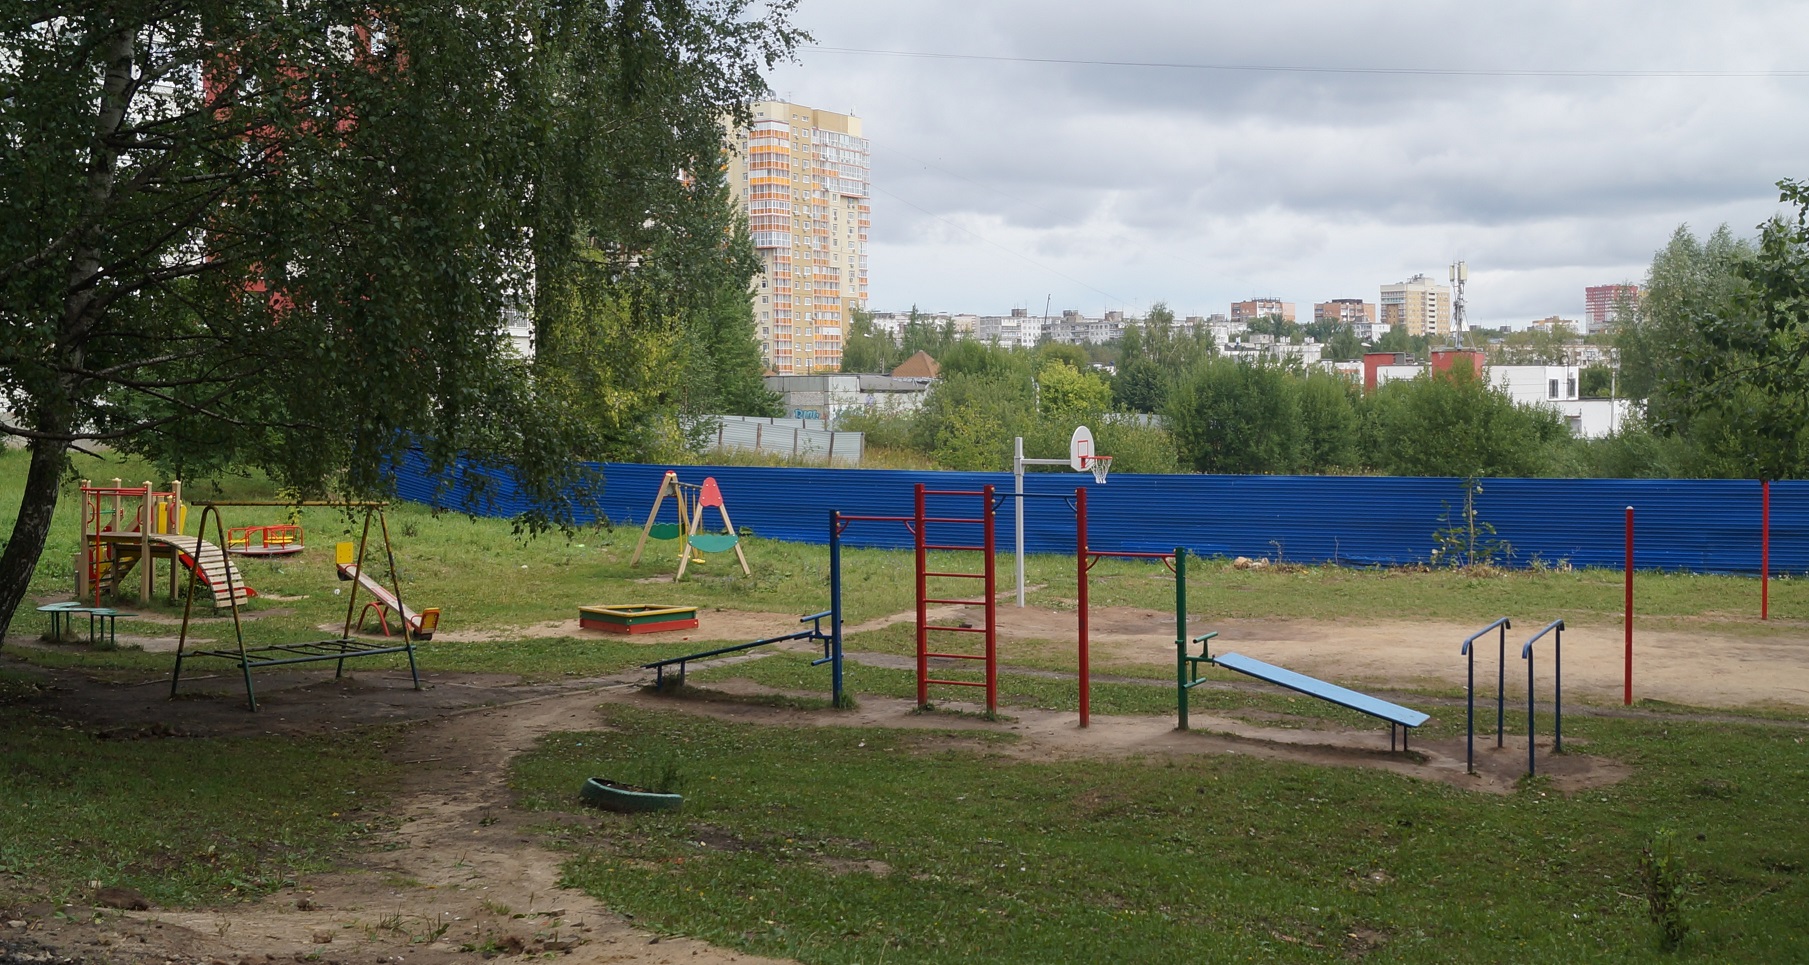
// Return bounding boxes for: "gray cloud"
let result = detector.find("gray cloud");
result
[769,0,1807,327]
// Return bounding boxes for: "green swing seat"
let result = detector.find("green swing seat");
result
[687,532,740,553]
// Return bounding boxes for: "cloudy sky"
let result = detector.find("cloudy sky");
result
[762,1,1809,328]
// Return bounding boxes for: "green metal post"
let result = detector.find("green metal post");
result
[1175,547,1188,730]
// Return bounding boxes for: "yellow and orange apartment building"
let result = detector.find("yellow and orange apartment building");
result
[726,101,870,374]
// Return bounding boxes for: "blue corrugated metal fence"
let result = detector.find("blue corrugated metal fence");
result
[392,451,1802,575]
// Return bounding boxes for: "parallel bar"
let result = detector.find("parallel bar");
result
[838,514,913,523]
[920,488,988,496]
[924,597,986,605]
[925,651,987,660]
[924,625,987,634]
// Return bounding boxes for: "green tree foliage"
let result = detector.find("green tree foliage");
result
[1616,225,1755,436]
[910,373,1035,471]
[1360,366,1568,478]
[1373,326,1431,357]
[1490,323,1581,364]
[0,0,799,636]
[840,307,899,374]
[1035,361,1112,419]
[1579,365,1615,399]
[1113,302,1215,413]
[1657,180,1809,480]
[1295,371,1361,472]
[1165,358,1302,474]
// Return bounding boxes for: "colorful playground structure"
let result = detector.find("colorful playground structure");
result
[580,603,700,635]
[227,523,305,557]
[336,541,441,640]
[78,479,254,608]
[173,503,422,711]
[629,471,750,580]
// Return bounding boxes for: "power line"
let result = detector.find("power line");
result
[809,45,1809,79]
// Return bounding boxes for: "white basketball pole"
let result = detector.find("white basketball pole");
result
[1014,433,1083,607]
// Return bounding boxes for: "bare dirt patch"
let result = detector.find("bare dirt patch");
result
[931,604,1809,713]
[433,609,807,645]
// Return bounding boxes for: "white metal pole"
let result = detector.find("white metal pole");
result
[1015,436,1026,607]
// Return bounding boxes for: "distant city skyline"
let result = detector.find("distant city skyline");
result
[762,1,1805,331]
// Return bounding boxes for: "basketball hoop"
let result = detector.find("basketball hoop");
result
[1081,454,1112,485]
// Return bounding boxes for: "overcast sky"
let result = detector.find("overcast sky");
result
[762,1,1808,329]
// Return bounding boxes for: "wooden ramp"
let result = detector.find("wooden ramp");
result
[103,532,253,606]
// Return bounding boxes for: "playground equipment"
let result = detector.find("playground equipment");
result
[78,479,253,608]
[838,484,1001,715]
[1460,617,1514,775]
[227,523,305,557]
[580,603,700,634]
[629,471,750,580]
[173,504,421,711]
[1176,548,1429,749]
[1013,425,1111,606]
[336,541,441,640]
[641,610,838,700]
[1521,619,1566,777]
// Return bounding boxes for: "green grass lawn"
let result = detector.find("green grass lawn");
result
[4,449,1809,962]
[511,704,1808,963]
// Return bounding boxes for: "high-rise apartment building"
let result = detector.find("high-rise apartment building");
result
[725,101,870,373]
[1313,299,1378,339]
[1379,274,1452,338]
[1230,297,1295,324]
[1584,284,1639,335]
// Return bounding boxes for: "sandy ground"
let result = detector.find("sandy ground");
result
[2,599,1805,965]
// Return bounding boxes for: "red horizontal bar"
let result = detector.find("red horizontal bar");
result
[924,543,984,551]
[921,516,985,523]
[926,678,986,688]
[924,597,986,605]
[924,625,987,634]
[921,489,987,496]
[923,571,986,579]
[838,514,911,522]
[926,651,986,660]
[1089,551,1176,560]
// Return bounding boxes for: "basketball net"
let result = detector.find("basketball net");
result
[1081,454,1112,485]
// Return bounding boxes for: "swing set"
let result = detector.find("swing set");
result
[629,471,750,580]
[172,502,422,711]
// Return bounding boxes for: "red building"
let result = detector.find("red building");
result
[1584,284,1639,335]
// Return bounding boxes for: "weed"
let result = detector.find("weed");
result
[1640,828,1692,950]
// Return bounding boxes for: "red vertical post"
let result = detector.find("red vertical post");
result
[914,484,928,709]
[1762,479,1771,621]
[1624,505,1634,707]
[982,484,998,716]
[1076,486,1090,728]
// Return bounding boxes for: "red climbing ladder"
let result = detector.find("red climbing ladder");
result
[914,483,999,715]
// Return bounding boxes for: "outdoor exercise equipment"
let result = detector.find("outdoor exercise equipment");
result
[77,478,254,608]
[1521,619,1566,777]
[336,541,441,640]
[641,609,841,703]
[1180,549,1429,750]
[629,471,750,580]
[838,484,1001,715]
[1013,425,1111,606]
[1459,617,1513,775]
[580,603,700,635]
[172,503,421,711]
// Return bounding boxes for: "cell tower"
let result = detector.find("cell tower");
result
[1450,260,1469,336]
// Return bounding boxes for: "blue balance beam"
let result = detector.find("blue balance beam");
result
[1213,652,1429,750]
